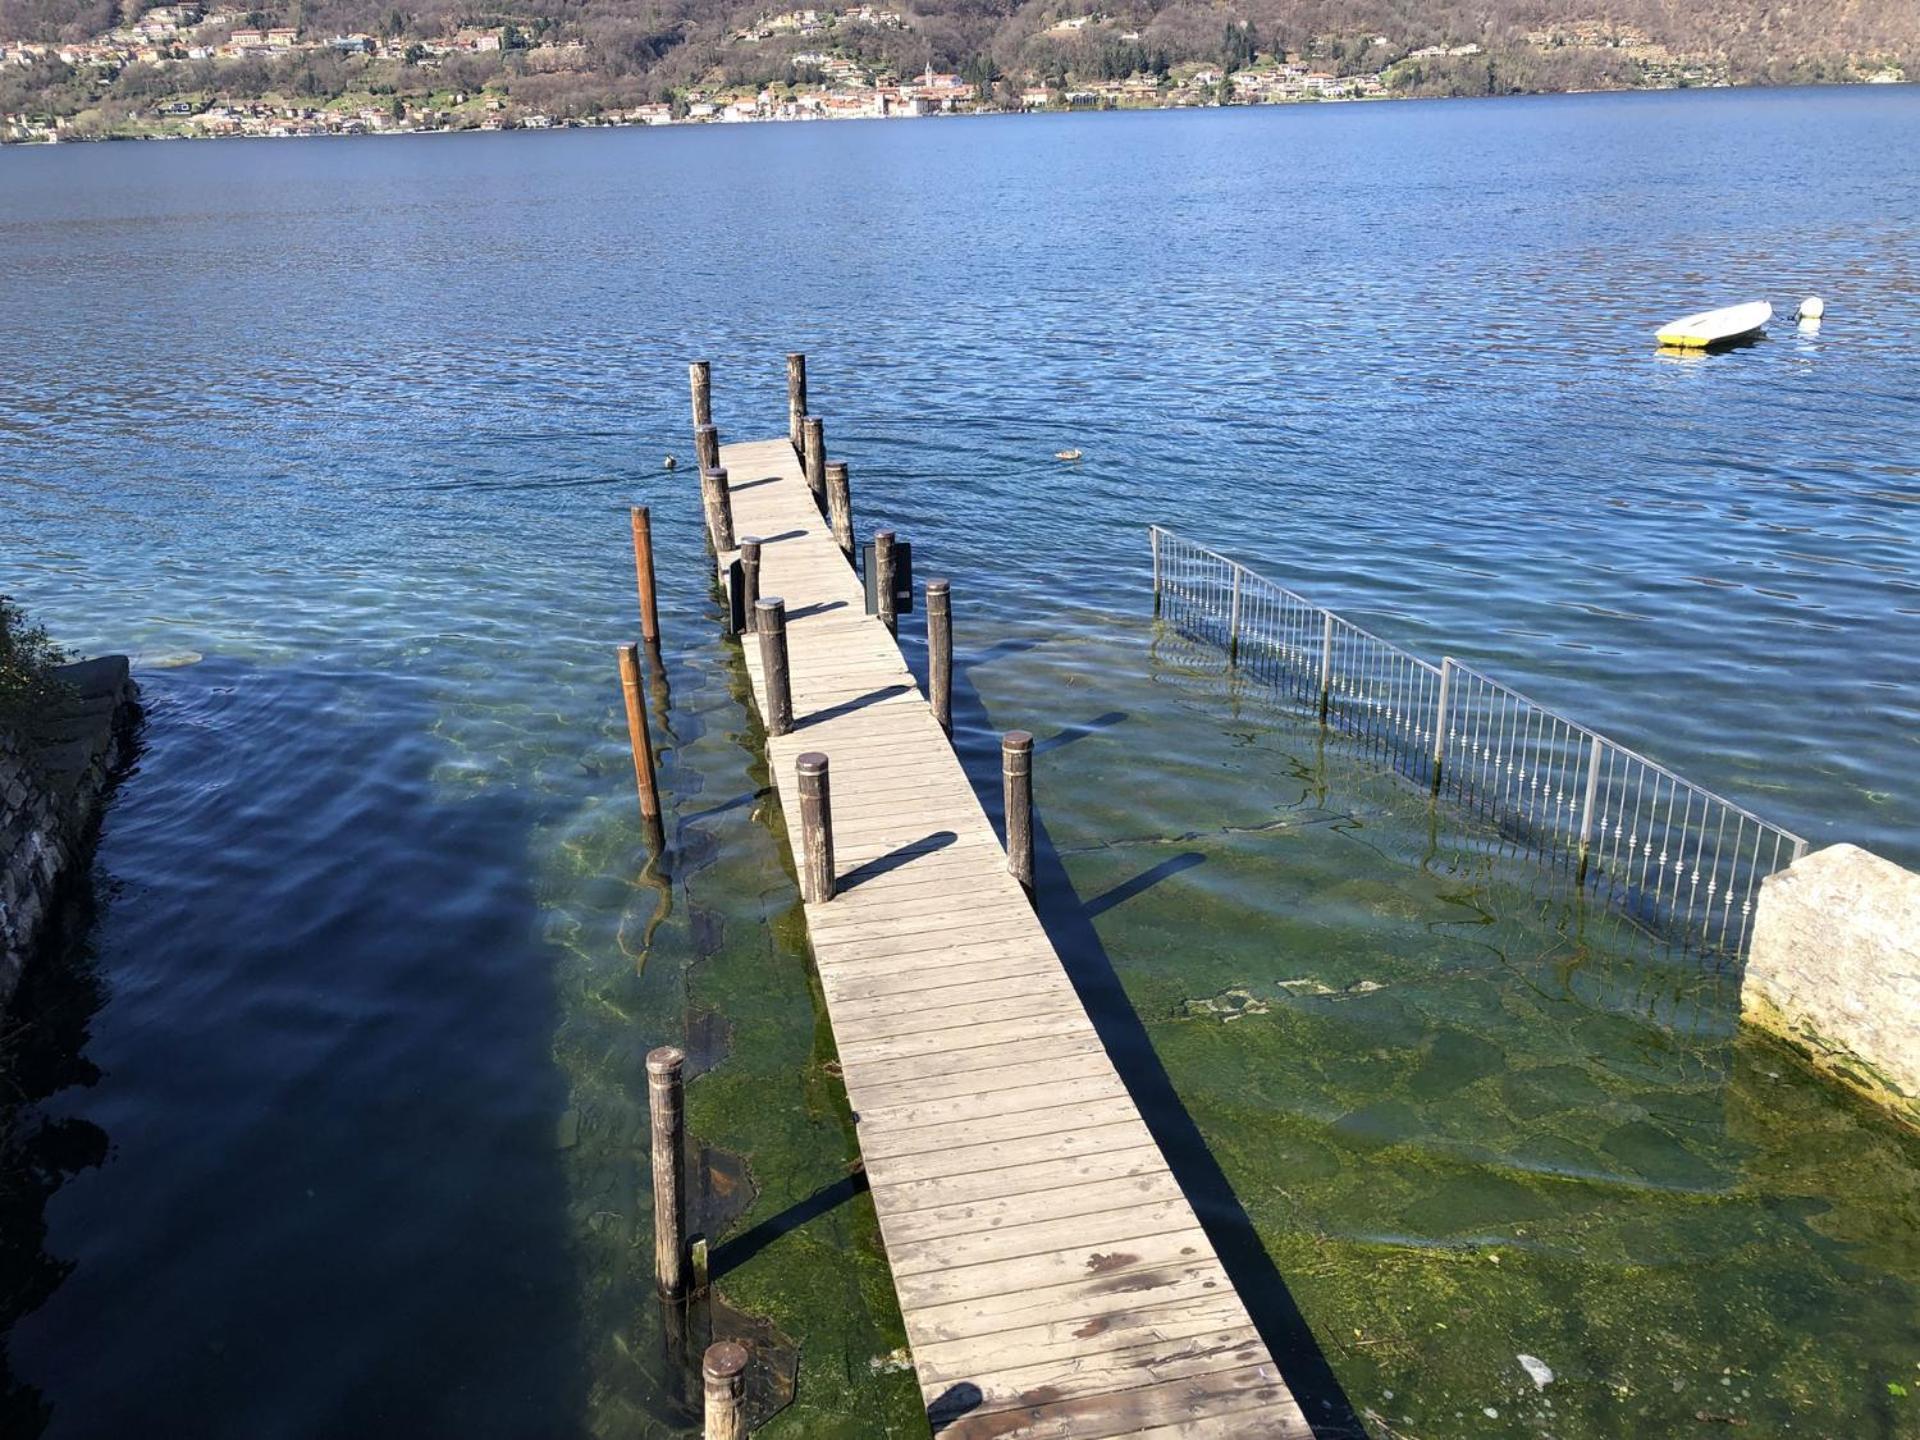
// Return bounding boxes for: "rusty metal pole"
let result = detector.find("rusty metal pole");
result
[630,505,661,646]
[618,643,661,823]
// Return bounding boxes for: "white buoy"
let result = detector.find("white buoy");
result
[1796,296,1824,320]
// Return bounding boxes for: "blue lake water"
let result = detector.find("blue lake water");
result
[2,85,1917,1438]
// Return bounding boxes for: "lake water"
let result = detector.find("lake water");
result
[2,86,1917,1439]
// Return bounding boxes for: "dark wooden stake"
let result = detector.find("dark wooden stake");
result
[738,536,762,633]
[704,1341,749,1440]
[630,505,661,645]
[756,597,792,736]
[695,423,720,475]
[796,752,835,903]
[786,353,807,456]
[927,579,952,737]
[689,360,711,433]
[1003,730,1034,898]
[802,416,827,513]
[618,643,662,823]
[700,466,736,554]
[647,1045,687,1298]
[874,528,898,637]
[826,460,854,562]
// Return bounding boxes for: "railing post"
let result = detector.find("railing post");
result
[617,643,662,824]
[803,416,827,514]
[1150,527,1162,616]
[695,423,719,476]
[787,353,808,457]
[647,1046,687,1299]
[738,536,762,633]
[1576,734,1603,886]
[874,529,898,637]
[703,1341,749,1440]
[689,360,711,433]
[1318,612,1334,723]
[797,752,835,903]
[1003,730,1033,899]
[826,460,854,562]
[700,466,736,554]
[1431,657,1453,794]
[927,579,952,737]
[630,506,661,646]
[1227,566,1243,666]
[756,597,792,736]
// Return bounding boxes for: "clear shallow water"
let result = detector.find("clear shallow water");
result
[1,86,1917,1438]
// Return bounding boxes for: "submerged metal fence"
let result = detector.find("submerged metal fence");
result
[1150,525,1806,957]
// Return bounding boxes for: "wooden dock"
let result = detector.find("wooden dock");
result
[712,428,1313,1439]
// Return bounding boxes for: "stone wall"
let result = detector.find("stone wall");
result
[1,655,140,1008]
[1744,843,1920,1131]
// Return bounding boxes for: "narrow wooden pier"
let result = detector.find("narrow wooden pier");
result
[711,423,1312,1438]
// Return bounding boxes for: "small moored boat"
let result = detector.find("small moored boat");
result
[1656,301,1772,349]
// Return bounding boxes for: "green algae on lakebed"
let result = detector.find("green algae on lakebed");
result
[965,614,1920,1440]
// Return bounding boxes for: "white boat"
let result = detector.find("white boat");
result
[1656,301,1772,349]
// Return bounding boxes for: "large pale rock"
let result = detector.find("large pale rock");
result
[1744,843,1920,1129]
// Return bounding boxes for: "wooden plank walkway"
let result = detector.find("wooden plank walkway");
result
[718,436,1312,1439]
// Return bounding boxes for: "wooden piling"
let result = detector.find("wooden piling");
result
[802,416,827,513]
[825,460,854,562]
[647,1046,687,1298]
[630,506,661,645]
[1003,730,1034,898]
[874,529,898,637]
[689,361,712,433]
[738,536,762,633]
[696,423,720,475]
[796,752,835,903]
[700,466,736,554]
[618,643,662,823]
[927,579,952,737]
[756,597,792,736]
[786,353,807,455]
[703,1341,749,1440]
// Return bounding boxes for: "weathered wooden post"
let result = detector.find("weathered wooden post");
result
[1430,657,1454,794]
[647,1046,687,1298]
[738,536,762,633]
[786,353,807,456]
[927,579,952,737]
[703,1341,749,1440]
[696,423,720,476]
[630,505,661,646]
[756,597,792,736]
[1003,730,1033,898]
[700,466,736,554]
[874,529,898,637]
[689,360,711,433]
[796,752,835,903]
[1318,611,1335,724]
[618,643,662,824]
[825,461,854,562]
[802,416,827,513]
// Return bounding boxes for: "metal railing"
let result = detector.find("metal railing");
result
[1150,525,1807,957]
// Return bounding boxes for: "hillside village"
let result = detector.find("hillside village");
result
[1,0,1910,142]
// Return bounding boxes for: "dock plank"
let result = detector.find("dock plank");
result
[713,434,1308,1437]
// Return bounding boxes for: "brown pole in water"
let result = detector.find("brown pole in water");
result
[618,643,661,822]
[695,423,720,476]
[738,536,762,633]
[927,579,952,737]
[630,506,660,646]
[874,529,898,638]
[647,1046,687,1299]
[703,1341,749,1440]
[796,752,835,903]
[787,353,807,456]
[756,597,792,737]
[826,460,854,562]
[1003,730,1033,899]
[802,416,827,513]
[700,466,736,554]
[689,361,711,434]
